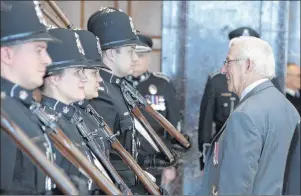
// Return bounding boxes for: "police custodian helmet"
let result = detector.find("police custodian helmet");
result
[87,7,146,50]
[228,27,260,40]
[1,1,59,46]
[45,28,89,76]
[73,29,109,70]
[136,34,153,53]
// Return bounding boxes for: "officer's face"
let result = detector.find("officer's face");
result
[132,52,150,78]
[54,67,87,103]
[221,45,247,96]
[114,46,138,77]
[83,68,102,99]
[0,41,51,90]
[286,64,300,91]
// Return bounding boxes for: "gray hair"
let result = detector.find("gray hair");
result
[229,36,275,79]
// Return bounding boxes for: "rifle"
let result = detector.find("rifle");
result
[122,89,175,164]
[38,3,129,194]
[45,1,74,29]
[29,102,122,195]
[86,104,162,195]
[122,80,191,149]
[0,101,79,195]
[71,111,133,195]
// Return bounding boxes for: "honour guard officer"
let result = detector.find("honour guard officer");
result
[40,27,104,194]
[72,29,146,194]
[125,34,184,185]
[197,26,281,170]
[125,34,181,142]
[285,62,301,115]
[87,7,172,194]
[0,1,63,194]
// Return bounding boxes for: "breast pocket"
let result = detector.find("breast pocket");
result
[119,117,133,133]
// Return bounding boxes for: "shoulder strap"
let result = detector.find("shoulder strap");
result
[152,72,170,82]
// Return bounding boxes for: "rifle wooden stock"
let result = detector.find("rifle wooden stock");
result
[40,5,63,28]
[46,1,74,29]
[72,113,133,195]
[103,122,161,195]
[31,105,122,195]
[0,109,79,195]
[86,105,161,195]
[46,128,121,195]
[122,90,175,163]
[131,107,175,163]
[144,105,191,148]
[86,140,133,195]
[122,81,191,149]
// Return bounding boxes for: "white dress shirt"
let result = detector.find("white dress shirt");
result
[240,78,269,101]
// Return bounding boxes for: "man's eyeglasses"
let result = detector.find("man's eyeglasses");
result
[223,58,247,66]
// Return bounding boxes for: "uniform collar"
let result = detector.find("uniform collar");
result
[286,88,300,98]
[99,68,123,87]
[126,71,151,87]
[1,77,34,107]
[41,96,76,120]
[74,99,90,109]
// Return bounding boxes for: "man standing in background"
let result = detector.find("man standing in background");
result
[286,62,301,115]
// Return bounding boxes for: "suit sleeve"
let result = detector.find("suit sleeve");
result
[198,76,215,153]
[89,92,118,133]
[219,111,262,194]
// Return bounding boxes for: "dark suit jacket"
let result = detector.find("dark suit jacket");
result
[283,121,300,195]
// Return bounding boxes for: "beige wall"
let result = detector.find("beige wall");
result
[41,0,162,72]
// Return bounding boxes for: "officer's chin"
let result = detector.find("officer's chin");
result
[31,78,44,91]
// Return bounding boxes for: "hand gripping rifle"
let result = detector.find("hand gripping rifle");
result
[122,80,191,149]
[122,87,175,164]
[0,98,79,195]
[85,104,162,195]
[29,102,122,195]
[71,111,133,195]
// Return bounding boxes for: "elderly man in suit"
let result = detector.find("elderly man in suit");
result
[200,36,300,195]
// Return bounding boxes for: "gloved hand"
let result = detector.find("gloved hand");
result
[159,186,169,195]
[141,150,179,169]
[171,134,192,153]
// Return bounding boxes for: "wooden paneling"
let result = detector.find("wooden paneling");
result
[40,1,163,72]
[80,0,85,29]
[116,1,128,14]
[130,1,162,36]
[148,51,162,72]
[55,1,81,28]
[83,1,115,30]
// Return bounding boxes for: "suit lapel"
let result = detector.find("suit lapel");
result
[208,80,275,156]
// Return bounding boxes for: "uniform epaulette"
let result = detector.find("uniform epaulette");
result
[152,72,170,83]
[209,69,221,79]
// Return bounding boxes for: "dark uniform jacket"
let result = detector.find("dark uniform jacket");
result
[90,69,167,189]
[89,69,141,187]
[74,99,151,194]
[126,71,181,138]
[0,77,55,194]
[198,71,239,170]
[286,89,301,116]
[40,96,93,190]
[73,99,111,159]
